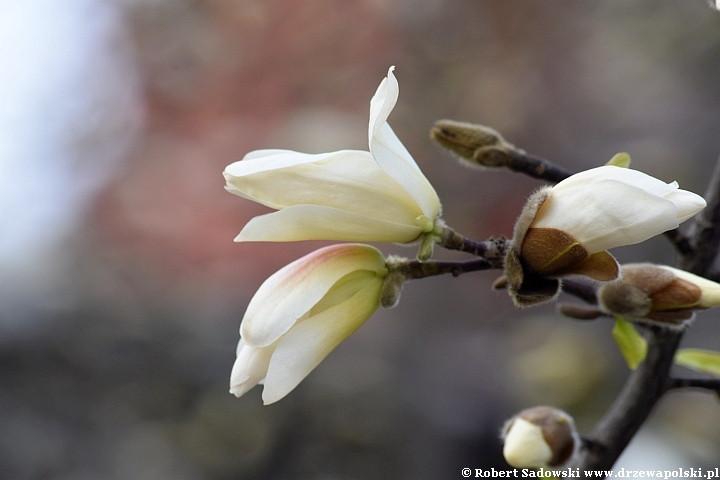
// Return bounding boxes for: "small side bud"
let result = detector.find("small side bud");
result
[430,119,516,169]
[598,263,719,328]
[380,269,406,308]
[502,406,578,469]
[382,256,410,308]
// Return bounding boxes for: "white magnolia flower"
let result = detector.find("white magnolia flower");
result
[230,244,387,404]
[224,67,441,243]
[505,165,706,306]
[529,166,705,256]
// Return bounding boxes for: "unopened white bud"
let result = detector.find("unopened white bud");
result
[502,406,577,468]
[598,263,720,327]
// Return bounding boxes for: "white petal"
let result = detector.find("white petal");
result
[660,266,720,308]
[241,244,386,348]
[235,205,423,243]
[503,418,552,468]
[553,166,677,198]
[371,123,441,220]
[225,149,423,225]
[229,339,277,398]
[367,67,441,220]
[368,66,399,143]
[664,189,706,222]
[533,179,679,254]
[261,275,383,404]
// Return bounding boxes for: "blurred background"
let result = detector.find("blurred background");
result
[1,0,720,478]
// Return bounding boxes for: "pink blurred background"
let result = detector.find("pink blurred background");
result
[2,1,720,478]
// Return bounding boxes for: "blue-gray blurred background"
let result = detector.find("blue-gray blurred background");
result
[2,1,720,478]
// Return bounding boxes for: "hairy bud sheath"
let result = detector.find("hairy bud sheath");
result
[598,263,720,328]
[430,120,516,169]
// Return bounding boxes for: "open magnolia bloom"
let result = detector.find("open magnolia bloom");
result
[598,263,720,327]
[230,244,388,405]
[505,165,706,306]
[224,67,441,245]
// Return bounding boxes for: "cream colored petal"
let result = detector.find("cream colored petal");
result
[235,205,423,243]
[225,149,423,225]
[261,275,383,404]
[368,66,399,143]
[367,67,441,220]
[371,123,441,220]
[533,179,680,254]
[229,339,278,398]
[664,189,706,222]
[660,266,720,308]
[241,244,386,348]
[503,418,552,468]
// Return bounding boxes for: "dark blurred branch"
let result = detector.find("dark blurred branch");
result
[567,326,682,472]
[669,377,720,392]
[680,155,720,276]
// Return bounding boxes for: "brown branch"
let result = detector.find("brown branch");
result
[506,150,572,183]
[438,228,508,267]
[400,258,495,280]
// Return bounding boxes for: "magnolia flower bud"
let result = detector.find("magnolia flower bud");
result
[598,263,720,327]
[230,244,388,404]
[430,120,515,168]
[502,407,577,468]
[224,67,441,245]
[505,165,706,307]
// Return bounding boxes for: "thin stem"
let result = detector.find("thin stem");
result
[437,227,508,267]
[396,258,495,281]
[507,150,572,183]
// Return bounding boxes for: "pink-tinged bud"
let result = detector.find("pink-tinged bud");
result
[230,244,388,404]
[502,406,578,468]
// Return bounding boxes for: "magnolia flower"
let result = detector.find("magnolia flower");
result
[598,263,720,327]
[230,244,388,404]
[224,67,441,244]
[505,165,706,306]
[502,406,577,469]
